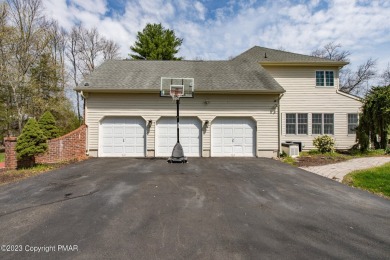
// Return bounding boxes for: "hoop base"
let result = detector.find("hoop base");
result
[167,142,187,163]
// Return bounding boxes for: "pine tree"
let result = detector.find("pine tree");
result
[129,23,183,60]
[16,118,47,160]
[38,111,60,139]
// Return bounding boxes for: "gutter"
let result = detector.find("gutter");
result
[336,89,362,101]
[277,93,284,157]
[74,88,286,95]
[78,90,89,156]
[260,61,349,67]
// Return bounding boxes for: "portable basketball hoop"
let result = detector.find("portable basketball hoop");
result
[160,78,194,163]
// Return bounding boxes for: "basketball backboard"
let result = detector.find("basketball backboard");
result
[160,77,194,98]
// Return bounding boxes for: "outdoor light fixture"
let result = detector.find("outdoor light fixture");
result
[147,120,152,127]
[204,120,209,128]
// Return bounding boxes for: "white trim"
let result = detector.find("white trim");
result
[336,90,362,101]
[98,116,146,157]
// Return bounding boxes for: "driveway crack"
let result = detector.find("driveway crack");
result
[0,189,100,218]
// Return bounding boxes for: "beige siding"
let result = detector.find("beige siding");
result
[85,93,279,157]
[264,66,361,150]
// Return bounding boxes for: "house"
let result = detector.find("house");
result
[75,46,361,158]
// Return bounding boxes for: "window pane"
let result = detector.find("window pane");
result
[286,113,296,134]
[324,114,334,134]
[324,114,334,124]
[298,114,307,124]
[324,125,334,135]
[286,125,296,134]
[312,113,322,134]
[316,71,324,86]
[348,114,358,134]
[312,113,322,124]
[312,124,322,135]
[298,114,308,134]
[325,71,334,86]
[286,114,296,124]
[348,114,358,124]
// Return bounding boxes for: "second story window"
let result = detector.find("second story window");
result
[316,71,334,87]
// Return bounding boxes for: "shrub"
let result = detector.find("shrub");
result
[313,135,335,154]
[38,111,60,139]
[16,118,47,160]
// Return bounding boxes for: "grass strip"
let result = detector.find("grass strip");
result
[342,162,390,198]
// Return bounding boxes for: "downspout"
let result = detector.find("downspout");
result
[278,93,284,157]
[79,91,89,156]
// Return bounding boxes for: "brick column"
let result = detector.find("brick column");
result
[4,137,17,170]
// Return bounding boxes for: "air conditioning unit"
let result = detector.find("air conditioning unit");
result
[281,143,300,158]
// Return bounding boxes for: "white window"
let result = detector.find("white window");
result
[316,71,334,87]
[348,114,358,134]
[312,113,334,135]
[286,113,308,135]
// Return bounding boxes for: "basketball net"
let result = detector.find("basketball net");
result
[170,89,183,101]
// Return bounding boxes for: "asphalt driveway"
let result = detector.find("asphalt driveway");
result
[0,158,389,259]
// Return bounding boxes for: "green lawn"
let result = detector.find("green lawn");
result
[0,152,4,162]
[343,162,390,198]
[0,164,58,185]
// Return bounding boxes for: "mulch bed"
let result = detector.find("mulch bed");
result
[296,155,349,167]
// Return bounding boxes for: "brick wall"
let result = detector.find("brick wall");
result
[4,125,87,170]
[4,137,17,170]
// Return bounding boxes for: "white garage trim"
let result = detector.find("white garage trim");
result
[99,117,146,157]
[211,117,256,157]
[156,117,201,157]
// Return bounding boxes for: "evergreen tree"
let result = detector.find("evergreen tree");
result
[38,111,60,139]
[16,118,47,160]
[357,85,390,151]
[129,23,183,60]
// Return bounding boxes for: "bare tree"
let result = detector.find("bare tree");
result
[66,25,83,123]
[49,21,67,89]
[312,42,377,95]
[3,0,51,134]
[380,63,390,86]
[340,58,377,94]
[77,27,103,75]
[311,42,350,62]
[102,39,120,60]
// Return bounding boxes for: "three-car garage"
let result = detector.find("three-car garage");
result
[99,116,256,157]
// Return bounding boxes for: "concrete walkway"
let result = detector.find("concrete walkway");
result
[300,157,390,182]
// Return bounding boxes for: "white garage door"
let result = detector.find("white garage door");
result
[156,117,201,157]
[100,117,145,157]
[211,118,255,157]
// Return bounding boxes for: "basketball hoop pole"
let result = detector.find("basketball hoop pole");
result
[162,77,192,163]
[176,99,180,143]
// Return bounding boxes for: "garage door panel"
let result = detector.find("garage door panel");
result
[100,117,145,157]
[212,118,255,157]
[156,117,201,157]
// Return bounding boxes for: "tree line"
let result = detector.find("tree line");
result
[0,0,121,139]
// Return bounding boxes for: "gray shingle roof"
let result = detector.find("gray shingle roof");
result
[76,46,346,93]
[233,46,349,65]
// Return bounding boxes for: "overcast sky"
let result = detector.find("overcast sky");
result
[44,0,390,82]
